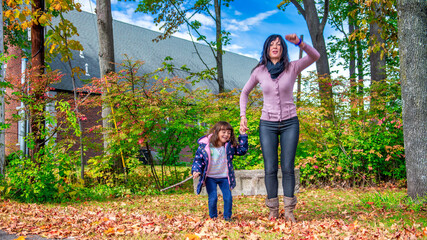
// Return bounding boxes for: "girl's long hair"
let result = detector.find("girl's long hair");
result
[251,34,290,73]
[208,121,238,147]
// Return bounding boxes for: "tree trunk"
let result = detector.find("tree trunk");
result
[300,0,333,111]
[96,0,115,154]
[398,0,427,200]
[214,0,224,93]
[348,1,357,117]
[0,3,5,176]
[30,0,45,160]
[369,2,386,111]
[355,25,364,115]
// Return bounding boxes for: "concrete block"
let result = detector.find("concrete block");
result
[193,169,300,196]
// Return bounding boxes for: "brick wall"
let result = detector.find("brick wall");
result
[4,45,23,155]
[55,92,103,163]
[4,45,103,162]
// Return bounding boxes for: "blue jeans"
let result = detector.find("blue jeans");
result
[259,117,299,199]
[205,177,232,219]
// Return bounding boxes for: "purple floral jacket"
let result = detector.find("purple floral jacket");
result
[191,134,248,194]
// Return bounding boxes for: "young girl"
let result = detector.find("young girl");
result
[192,121,248,221]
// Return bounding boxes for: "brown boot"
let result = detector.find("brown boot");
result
[265,197,279,220]
[283,196,297,223]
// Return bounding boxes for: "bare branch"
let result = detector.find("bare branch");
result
[290,0,306,19]
[320,0,329,32]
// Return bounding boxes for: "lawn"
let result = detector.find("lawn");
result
[0,187,426,239]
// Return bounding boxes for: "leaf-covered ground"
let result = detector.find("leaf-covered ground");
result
[1,187,426,239]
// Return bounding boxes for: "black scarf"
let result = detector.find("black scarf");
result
[266,60,284,79]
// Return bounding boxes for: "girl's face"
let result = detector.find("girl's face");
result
[217,129,231,146]
[268,37,282,64]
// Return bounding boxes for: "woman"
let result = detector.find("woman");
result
[239,34,320,222]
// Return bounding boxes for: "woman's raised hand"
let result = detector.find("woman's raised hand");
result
[285,34,301,45]
[240,116,249,134]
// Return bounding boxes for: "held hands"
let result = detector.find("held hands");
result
[192,172,200,179]
[285,34,304,47]
[240,116,249,134]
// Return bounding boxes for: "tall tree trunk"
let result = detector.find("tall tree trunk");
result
[348,1,357,117]
[369,2,386,111]
[0,3,5,176]
[398,0,427,200]
[287,0,333,111]
[30,0,45,160]
[214,0,224,93]
[96,0,115,154]
[355,25,364,115]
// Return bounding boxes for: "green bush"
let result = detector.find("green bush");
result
[296,76,404,186]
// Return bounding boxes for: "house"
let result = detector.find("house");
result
[4,10,259,161]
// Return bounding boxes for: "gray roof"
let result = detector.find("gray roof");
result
[49,11,258,93]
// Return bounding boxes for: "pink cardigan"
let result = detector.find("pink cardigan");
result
[240,43,320,121]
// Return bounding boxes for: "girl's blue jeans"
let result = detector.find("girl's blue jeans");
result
[205,177,232,220]
[259,117,299,199]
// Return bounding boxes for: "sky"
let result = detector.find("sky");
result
[76,0,341,74]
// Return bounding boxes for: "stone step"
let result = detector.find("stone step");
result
[193,169,300,196]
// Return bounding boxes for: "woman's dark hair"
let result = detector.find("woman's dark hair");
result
[251,34,290,72]
[209,121,238,147]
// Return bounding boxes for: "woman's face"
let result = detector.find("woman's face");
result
[268,37,282,63]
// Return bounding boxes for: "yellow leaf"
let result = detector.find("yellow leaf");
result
[185,234,200,240]
[39,15,48,25]
[14,9,20,18]
[49,44,57,54]
[14,237,27,240]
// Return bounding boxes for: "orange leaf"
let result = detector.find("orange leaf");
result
[104,228,115,234]
[14,237,27,240]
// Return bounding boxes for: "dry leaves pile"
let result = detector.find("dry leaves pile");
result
[0,188,425,239]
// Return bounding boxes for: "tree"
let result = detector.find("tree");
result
[278,0,333,110]
[96,0,123,172]
[352,0,398,112]
[29,0,46,158]
[398,0,427,200]
[368,1,387,112]
[328,0,363,116]
[368,2,386,83]
[4,0,83,163]
[135,0,233,93]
